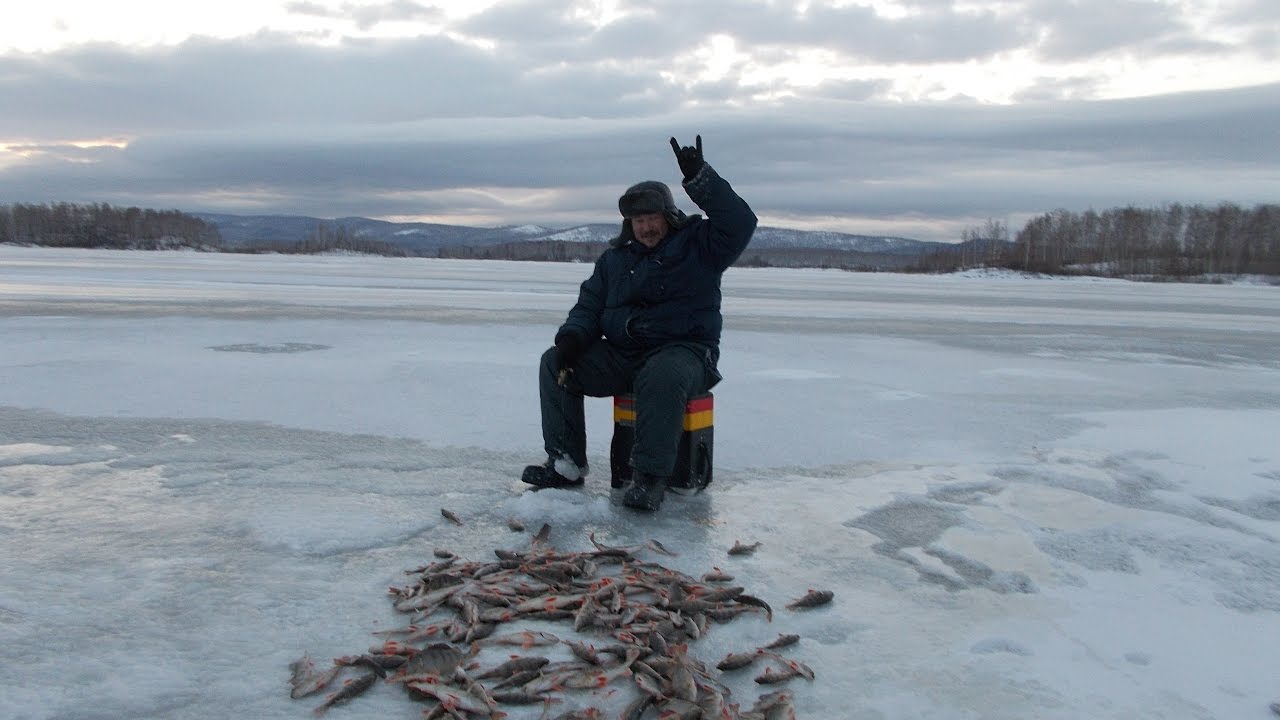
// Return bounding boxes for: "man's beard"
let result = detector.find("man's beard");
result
[637,230,663,246]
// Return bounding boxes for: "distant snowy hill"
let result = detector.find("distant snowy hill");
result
[194,213,555,255]
[749,226,932,255]
[195,212,946,257]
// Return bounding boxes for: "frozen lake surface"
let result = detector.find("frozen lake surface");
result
[1,246,1278,719]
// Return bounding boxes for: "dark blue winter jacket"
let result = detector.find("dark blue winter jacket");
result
[557,164,757,357]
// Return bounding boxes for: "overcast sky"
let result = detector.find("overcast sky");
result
[2,0,1278,241]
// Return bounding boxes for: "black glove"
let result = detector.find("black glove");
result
[554,332,585,372]
[669,135,705,181]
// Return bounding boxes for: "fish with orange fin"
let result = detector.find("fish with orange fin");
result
[562,648,641,690]
[716,649,762,671]
[312,671,377,715]
[785,588,834,610]
[476,630,561,649]
[755,665,804,685]
[761,633,800,649]
[288,653,341,699]
[760,650,815,680]
[701,567,734,582]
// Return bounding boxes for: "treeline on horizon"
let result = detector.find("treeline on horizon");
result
[437,240,917,272]
[916,202,1280,277]
[2,200,1278,278]
[0,202,223,251]
[0,202,410,257]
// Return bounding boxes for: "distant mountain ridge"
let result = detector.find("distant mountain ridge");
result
[194,212,942,256]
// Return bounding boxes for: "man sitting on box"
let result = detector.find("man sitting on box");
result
[521,134,757,512]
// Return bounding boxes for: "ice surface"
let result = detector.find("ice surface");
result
[1,246,1279,719]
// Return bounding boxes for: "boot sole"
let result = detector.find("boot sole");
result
[521,466,585,489]
[522,477,585,489]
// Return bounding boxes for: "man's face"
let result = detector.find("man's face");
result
[631,212,670,248]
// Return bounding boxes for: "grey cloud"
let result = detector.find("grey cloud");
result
[2,12,1278,242]
[1026,0,1207,61]
[462,0,1276,70]
[1011,75,1104,103]
[790,3,1031,63]
[5,2,1255,151]
[4,81,1277,240]
[284,1,445,30]
[804,78,895,102]
[283,1,332,18]
[1246,26,1279,59]
[893,0,964,7]
[1147,35,1234,56]
[0,34,665,140]
[461,0,590,40]
[1224,0,1280,23]
[461,0,1030,66]
[460,0,690,64]
[1205,0,1280,57]
[347,1,445,30]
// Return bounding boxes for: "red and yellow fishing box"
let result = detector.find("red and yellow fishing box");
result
[609,392,713,493]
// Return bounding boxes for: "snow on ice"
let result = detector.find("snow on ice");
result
[1,246,1278,719]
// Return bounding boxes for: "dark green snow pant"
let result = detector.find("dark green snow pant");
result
[539,341,719,478]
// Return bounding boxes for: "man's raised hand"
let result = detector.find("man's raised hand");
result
[669,135,704,181]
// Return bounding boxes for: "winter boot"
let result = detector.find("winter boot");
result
[521,457,586,489]
[622,471,667,512]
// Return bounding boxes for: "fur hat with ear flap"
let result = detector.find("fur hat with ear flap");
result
[611,180,701,248]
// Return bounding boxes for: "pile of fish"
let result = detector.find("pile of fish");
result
[289,521,833,718]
